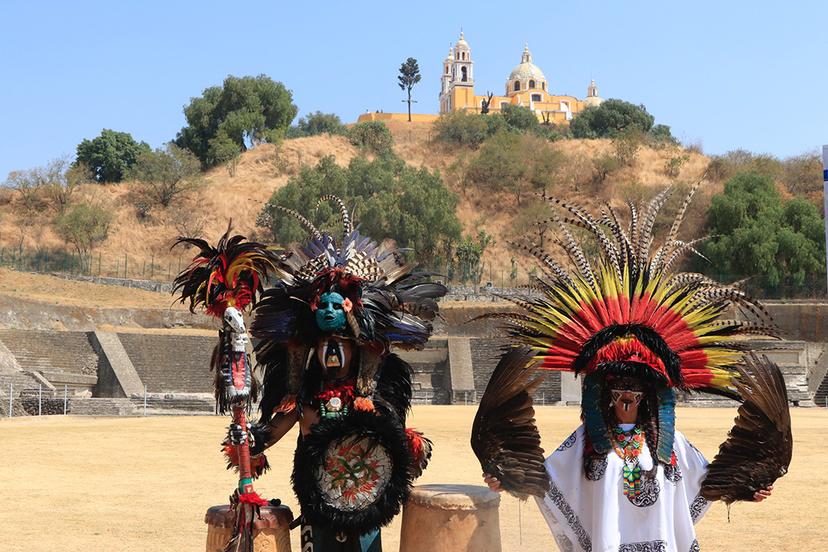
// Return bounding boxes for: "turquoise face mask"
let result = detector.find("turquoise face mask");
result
[315,292,347,332]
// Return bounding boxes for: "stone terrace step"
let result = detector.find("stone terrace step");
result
[0,330,99,377]
[118,333,215,394]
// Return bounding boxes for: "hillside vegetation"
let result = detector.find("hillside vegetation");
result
[0,121,718,284]
[0,114,822,295]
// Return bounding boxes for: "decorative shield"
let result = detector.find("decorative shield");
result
[292,410,413,535]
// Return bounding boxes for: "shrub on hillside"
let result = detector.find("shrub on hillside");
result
[175,74,297,168]
[612,128,646,167]
[347,121,394,154]
[701,172,825,296]
[782,152,822,195]
[256,154,460,266]
[75,129,151,183]
[465,131,564,204]
[592,154,622,186]
[501,105,539,133]
[570,99,655,139]
[648,124,679,147]
[706,149,783,183]
[287,111,346,138]
[434,111,505,148]
[127,144,201,210]
[663,152,690,178]
[4,158,91,213]
[55,202,112,271]
[451,230,494,284]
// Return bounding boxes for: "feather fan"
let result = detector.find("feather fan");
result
[471,347,549,499]
[700,353,793,503]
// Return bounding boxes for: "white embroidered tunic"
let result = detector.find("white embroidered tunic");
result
[535,425,710,552]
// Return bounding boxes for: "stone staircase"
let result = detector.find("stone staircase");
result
[0,330,99,377]
[117,333,215,393]
[398,339,451,404]
[815,375,828,408]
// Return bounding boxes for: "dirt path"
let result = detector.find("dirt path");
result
[0,406,823,551]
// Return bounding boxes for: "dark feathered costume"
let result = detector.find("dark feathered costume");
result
[471,183,793,504]
[250,195,442,540]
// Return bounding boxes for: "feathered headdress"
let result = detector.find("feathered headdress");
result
[251,195,446,415]
[478,182,778,463]
[172,222,280,318]
[472,183,792,502]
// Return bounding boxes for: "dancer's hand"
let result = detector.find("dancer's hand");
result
[753,485,773,502]
[483,473,503,493]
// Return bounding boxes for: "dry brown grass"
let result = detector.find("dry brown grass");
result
[0,268,185,309]
[0,123,713,285]
[0,406,823,552]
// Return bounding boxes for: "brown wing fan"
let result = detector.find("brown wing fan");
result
[471,347,549,499]
[700,353,793,503]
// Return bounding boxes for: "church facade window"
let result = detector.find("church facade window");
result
[514,81,520,91]
[461,67,468,82]
[529,79,535,89]
[532,93,542,102]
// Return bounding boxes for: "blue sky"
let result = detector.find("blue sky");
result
[1,0,826,178]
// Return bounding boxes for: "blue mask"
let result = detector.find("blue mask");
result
[315,292,347,332]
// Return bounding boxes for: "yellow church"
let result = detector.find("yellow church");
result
[359,32,603,125]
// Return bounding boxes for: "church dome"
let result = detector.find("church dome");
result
[455,31,470,50]
[509,45,546,81]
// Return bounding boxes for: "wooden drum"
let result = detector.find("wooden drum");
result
[205,504,293,552]
[399,484,502,552]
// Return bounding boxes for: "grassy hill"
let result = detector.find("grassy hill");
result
[0,120,715,284]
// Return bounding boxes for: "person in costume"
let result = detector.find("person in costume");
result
[172,225,280,552]
[232,195,444,552]
[471,185,792,552]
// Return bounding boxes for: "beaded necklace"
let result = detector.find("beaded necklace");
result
[611,425,645,499]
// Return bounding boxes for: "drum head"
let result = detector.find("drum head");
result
[293,410,413,534]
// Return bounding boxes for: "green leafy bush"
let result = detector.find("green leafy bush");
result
[257,154,460,265]
[702,172,825,296]
[570,99,655,139]
[287,111,347,138]
[347,121,394,154]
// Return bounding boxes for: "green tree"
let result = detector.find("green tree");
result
[434,111,505,148]
[348,121,394,154]
[175,75,298,167]
[55,203,112,271]
[398,57,422,123]
[465,131,527,203]
[465,132,563,204]
[702,172,826,296]
[453,230,494,284]
[75,129,150,183]
[256,154,461,265]
[287,111,346,137]
[128,144,201,208]
[501,104,539,133]
[648,124,678,147]
[570,99,655,139]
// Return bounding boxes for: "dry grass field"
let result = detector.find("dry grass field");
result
[1,406,824,552]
